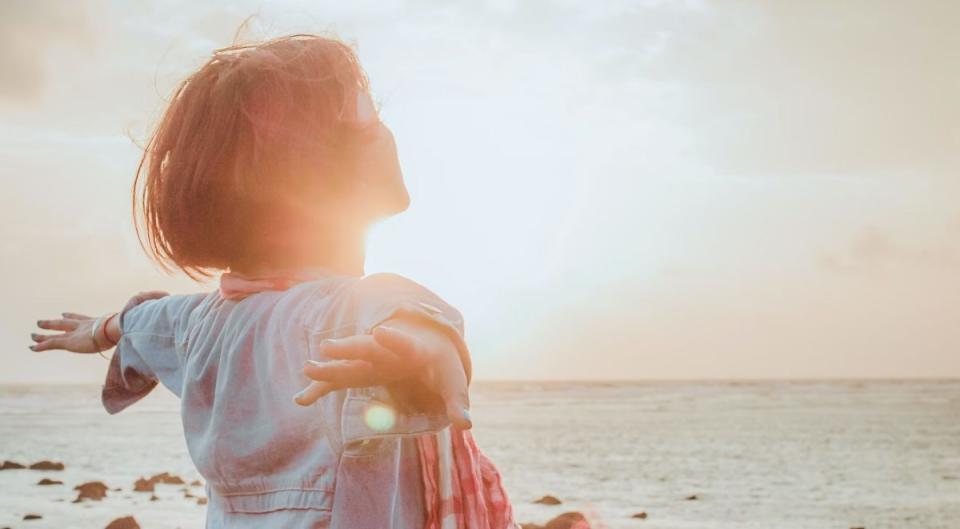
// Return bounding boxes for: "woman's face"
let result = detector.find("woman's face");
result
[355,120,410,218]
[321,92,410,225]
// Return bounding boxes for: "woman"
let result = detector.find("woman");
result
[30,34,516,529]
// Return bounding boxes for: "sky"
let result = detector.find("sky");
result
[1,0,957,383]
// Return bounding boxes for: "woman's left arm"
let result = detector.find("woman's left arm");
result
[297,316,473,429]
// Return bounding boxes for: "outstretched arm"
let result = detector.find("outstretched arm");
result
[296,315,472,430]
[30,291,169,354]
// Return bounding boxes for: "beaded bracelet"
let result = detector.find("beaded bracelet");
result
[101,312,119,347]
[91,313,118,359]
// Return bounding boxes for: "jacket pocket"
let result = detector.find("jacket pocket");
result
[340,388,450,452]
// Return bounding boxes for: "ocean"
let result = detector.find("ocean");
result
[1,381,957,529]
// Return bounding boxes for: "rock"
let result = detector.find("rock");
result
[190,479,203,486]
[197,497,208,505]
[684,494,698,501]
[23,513,43,520]
[104,516,140,529]
[544,511,590,529]
[149,494,159,501]
[631,512,648,519]
[29,460,65,471]
[533,495,562,505]
[1,460,26,470]
[133,477,155,492]
[134,472,185,493]
[850,527,865,529]
[73,481,109,502]
[150,472,185,485]
[37,478,63,485]
[184,490,195,498]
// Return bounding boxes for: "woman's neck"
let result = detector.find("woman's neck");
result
[233,224,367,278]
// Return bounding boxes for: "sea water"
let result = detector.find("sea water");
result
[1,381,957,529]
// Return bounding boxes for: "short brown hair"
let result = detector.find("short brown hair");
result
[134,34,377,279]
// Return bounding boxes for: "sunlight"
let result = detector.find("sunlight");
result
[363,403,397,432]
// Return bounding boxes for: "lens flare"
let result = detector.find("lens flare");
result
[364,404,396,432]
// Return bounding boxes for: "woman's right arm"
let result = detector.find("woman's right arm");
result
[30,291,170,354]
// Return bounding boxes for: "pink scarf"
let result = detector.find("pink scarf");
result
[219,271,326,300]
[417,426,517,529]
[219,272,518,529]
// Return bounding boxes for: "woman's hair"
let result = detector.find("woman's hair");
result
[134,34,378,279]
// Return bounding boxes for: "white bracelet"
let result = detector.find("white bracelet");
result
[91,316,105,353]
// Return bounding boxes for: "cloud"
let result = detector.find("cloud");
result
[0,1,99,102]
[820,225,960,272]
[643,1,960,178]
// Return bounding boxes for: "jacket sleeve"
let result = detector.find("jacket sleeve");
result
[101,292,209,414]
[351,273,470,383]
[335,273,470,449]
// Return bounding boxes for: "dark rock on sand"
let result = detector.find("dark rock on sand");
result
[544,511,589,529]
[197,497,208,505]
[105,516,140,529]
[684,494,698,501]
[190,479,203,486]
[150,494,159,501]
[1,460,26,470]
[74,481,109,502]
[533,495,562,505]
[29,460,65,471]
[185,490,195,498]
[151,472,185,485]
[37,478,63,485]
[134,472,186,493]
[133,477,155,492]
[23,513,43,520]
[631,512,648,519]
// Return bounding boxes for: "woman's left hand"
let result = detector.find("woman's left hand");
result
[296,322,472,429]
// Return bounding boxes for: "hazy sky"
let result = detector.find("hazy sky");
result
[2,0,957,383]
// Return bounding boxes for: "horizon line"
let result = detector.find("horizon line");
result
[1,376,958,387]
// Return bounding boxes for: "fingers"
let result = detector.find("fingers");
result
[303,359,378,387]
[315,335,397,366]
[293,381,338,406]
[372,325,425,362]
[297,359,379,406]
[37,318,79,332]
[29,336,66,352]
[429,352,472,430]
[61,312,92,320]
[30,332,56,343]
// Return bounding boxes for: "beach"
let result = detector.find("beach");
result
[1,380,958,529]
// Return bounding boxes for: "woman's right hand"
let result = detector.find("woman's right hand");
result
[30,291,169,354]
[31,313,101,354]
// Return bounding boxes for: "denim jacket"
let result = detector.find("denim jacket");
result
[101,272,467,528]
